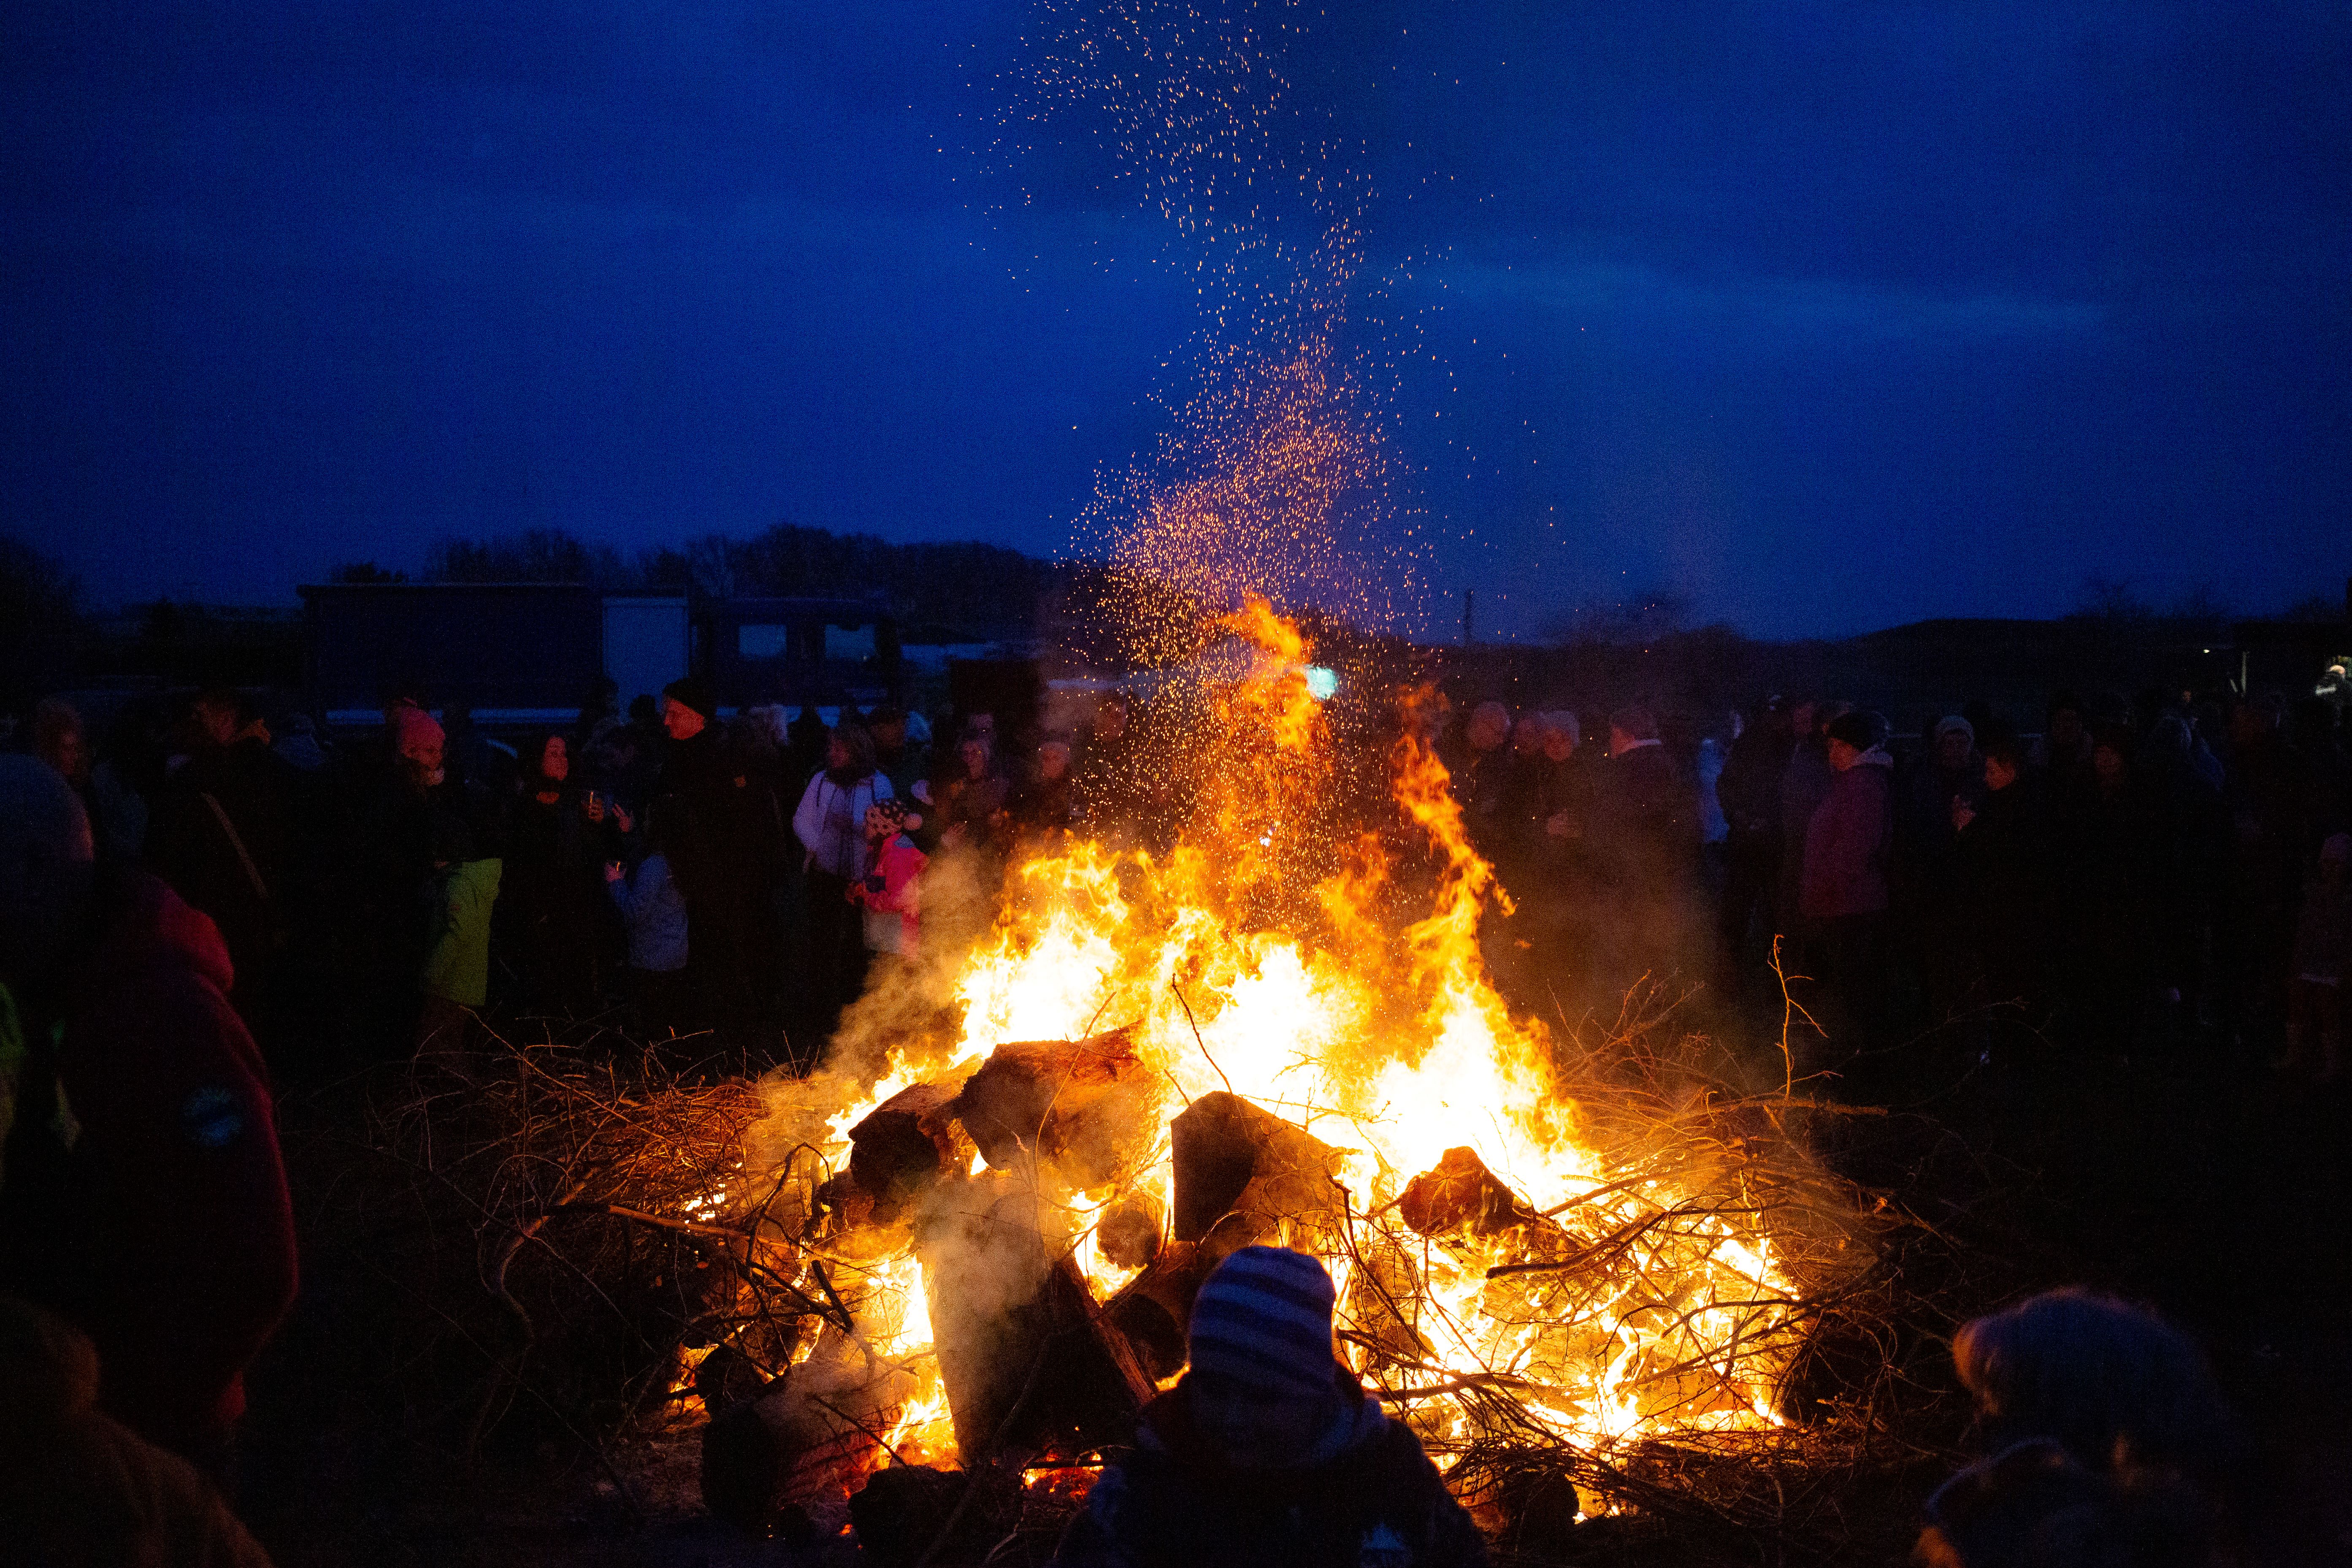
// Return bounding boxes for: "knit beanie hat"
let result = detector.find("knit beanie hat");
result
[1188,1246,1338,1398]
[866,797,920,835]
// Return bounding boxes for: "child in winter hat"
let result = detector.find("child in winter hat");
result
[1050,1246,1487,1567]
[847,798,927,957]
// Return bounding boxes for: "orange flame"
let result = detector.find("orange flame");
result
[779,600,1805,1495]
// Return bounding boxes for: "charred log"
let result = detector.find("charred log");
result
[1398,1146,1539,1239]
[1096,1192,1164,1270]
[914,1173,1155,1465]
[847,1082,975,1224]
[1101,1238,1209,1382]
[953,1026,1156,1189]
[1169,1090,1348,1260]
[700,1328,919,1535]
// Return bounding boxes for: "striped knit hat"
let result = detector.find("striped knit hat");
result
[1187,1246,1339,1398]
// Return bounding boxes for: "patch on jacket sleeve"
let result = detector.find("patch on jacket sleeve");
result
[181,1084,247,1150]
[1359,1522,1411,1568]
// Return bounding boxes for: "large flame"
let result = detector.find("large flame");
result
[779,600,1809,1489]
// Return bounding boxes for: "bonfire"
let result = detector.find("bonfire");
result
[665,598,1878,1546]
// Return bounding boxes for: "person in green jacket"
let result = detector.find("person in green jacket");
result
[417,809,501,1057]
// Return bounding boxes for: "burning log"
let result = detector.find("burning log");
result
[1398,1146,1539,1240]
[701,1328,920,1535]
[1102,1237,1208,1381]
[847,1082,975,1224]
[952,1025,1156,1189]
[1095,1192,1164,1270]
[914,1173,1155,1464]
[1169,1090,1348,1259]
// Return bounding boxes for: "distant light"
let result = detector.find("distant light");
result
[1304,666,1339,700]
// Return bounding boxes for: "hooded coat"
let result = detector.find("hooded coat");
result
[1051,1368,1486,1568]
[0,874,298,1466]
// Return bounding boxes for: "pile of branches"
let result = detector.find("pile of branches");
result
[288,1029,834,1462]
[1381,980,2000,1564]
[280,993,1998,1567]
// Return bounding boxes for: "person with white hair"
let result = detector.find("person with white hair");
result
[0,756,296,1476]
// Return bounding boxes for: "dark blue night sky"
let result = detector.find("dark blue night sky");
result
[4,2,2346,638]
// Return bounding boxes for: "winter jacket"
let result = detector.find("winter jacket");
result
[609,853,690,973]
[660,727,786,902]
[421,857,502,1007]
[1801,751,1894,920]
[0,874,297,1467]
[850,834,928,954]
[1589,742,1695,894]
[794,768,893,880]
[1051,1369,1486,1568]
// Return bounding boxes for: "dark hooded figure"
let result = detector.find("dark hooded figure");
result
[1915,1289,2241,1568]
[653,677,785,1030]
[501,732,616,1018]
[145,689,298,1024]
[0,758,297,1478]
[1050,1247,1486,1568]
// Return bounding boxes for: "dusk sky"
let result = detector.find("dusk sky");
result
[4,1,2347,640]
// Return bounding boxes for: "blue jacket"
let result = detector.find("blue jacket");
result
[608,854,689,973]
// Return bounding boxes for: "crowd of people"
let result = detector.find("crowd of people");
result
[1,660,2347,1565]
[1445,686,2352,1079]
[10,677,1158,1081]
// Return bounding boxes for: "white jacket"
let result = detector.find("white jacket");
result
[793,769,893,880]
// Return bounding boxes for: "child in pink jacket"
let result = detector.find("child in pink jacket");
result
[847,799,928,958]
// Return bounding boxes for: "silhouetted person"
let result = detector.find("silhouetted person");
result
[501,733,614,1017]
[931,729,1012,857]
[1717,696,1796,962]
[146,689,297,1030]
[656,677,784,1032]
[1448,701,1517,863]
[1953,726,2049,1021]
[0,758,297,1476]
[1900,715,1987,1021]
[606,804,694,1043]
[1801,709,1894,1057]
[1778,699,1847,929]
[1050,1248,1486,1568]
